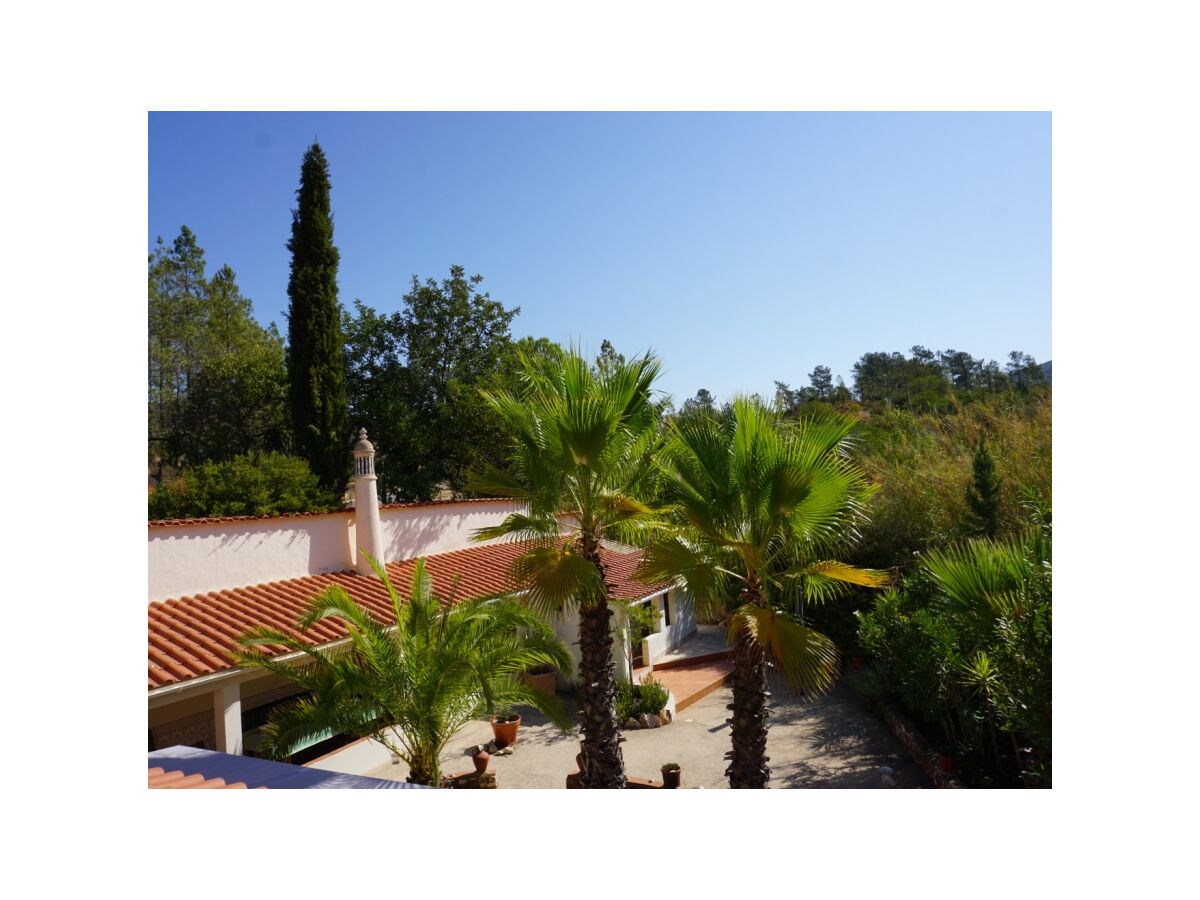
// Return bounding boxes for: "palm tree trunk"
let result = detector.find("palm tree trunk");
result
[726,574,771,788]
[576,534,627,788]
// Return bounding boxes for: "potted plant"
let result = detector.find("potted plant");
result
[491,709,522,748]
[661,762,681,789]
[523,664,558,698]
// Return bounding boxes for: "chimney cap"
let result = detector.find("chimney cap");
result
[353,427,375,453]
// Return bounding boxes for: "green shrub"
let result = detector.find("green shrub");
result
[615,675,671,721]
[615,679,637,721]
[855,508,1051,787]
[638,675,669,715]
[625,601,660,643]
[149,452,338,520]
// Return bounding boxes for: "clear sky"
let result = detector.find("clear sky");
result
[148,112,1050,405]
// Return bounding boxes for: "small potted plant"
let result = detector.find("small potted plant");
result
[661,761,681,789]
[491,708,521,748]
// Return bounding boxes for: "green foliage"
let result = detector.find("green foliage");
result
[638,675,669,713]
[471,345,665,787]
[148,452,336,520]
[286,143,350,493]
[468,345,666,613]
[637,398,886,785]
[343,267,525,501]
[148,229,289,474]
[624,600,661,643]
[639,398,887,639]
[853,350,952,410]
[234,556,573,785]
[856,509,1051,787]
[849,346,1046,411]
[851,393,1051,569]
[615,676,669,720]
[966,436,1002,539]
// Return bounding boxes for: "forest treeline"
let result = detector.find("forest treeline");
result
[149,223,1050,531]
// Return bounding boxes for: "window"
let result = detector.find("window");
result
[662,593,671,626]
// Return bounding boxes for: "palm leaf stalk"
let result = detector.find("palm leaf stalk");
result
[469,346,666,788]
[637,398,887,788]
[234,554,573,786]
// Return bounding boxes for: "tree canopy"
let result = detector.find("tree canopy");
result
[148,227,290,477]
[343,267,529,500]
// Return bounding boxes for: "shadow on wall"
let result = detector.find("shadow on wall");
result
[198,514,355,581]
[382,503,521,562]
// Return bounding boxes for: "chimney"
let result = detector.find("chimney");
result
[353,428,385,576]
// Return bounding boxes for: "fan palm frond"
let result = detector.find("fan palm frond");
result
[731,604,841,695]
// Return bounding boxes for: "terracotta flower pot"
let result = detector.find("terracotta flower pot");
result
[938,754,957,774]
[472,749,490,775]
[661,766,681,789]
[523,670,558,697]
[491,714,521,749]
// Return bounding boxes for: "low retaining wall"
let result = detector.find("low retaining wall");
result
[566,772,665,789]
[442,770,497,789]
[873,702,962,789]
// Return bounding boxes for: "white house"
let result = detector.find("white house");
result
[147,431,696,775]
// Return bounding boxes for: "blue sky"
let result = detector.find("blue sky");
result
[149,112,1050,404]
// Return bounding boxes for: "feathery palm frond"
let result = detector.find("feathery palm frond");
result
[235,553,573,784]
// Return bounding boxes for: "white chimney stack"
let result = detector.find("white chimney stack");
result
[353,428,385,576]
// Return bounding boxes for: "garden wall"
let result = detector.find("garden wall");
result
[148,499,524,601]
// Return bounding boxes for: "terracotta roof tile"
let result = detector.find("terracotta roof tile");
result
[148,541,670,691]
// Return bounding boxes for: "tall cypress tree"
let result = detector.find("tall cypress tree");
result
[286,143,349,493]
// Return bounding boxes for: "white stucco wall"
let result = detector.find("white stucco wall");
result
[378,500,525,560]
[550,606,634,687]
[148,513,355,602]
[148,500,527,602]
[638,589,698,663]
[665,588,697,648]
[642,606,670,662]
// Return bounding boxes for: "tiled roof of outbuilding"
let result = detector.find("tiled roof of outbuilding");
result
[148,541,669,691]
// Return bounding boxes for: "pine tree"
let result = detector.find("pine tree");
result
[966,436,1002,539]
[286,143,349,493]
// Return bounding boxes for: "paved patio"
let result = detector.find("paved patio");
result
[366,679,928,788]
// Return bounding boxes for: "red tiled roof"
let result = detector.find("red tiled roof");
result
[148,765,253,789]
[148,541,670,691]
[148,497,512,529]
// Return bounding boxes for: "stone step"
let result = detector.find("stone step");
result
[649,658,735,712]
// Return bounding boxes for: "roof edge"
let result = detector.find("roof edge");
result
[148,497,514,530]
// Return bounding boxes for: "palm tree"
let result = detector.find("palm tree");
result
[469,347,664,788]
[636,398,887,788]
[233,555,573,786]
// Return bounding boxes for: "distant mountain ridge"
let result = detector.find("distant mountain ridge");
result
[1040,360,1052,384]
